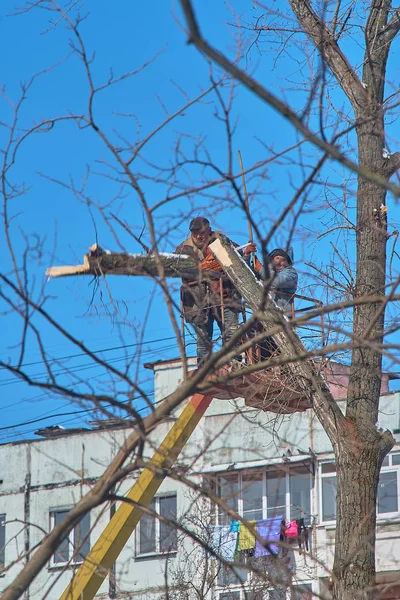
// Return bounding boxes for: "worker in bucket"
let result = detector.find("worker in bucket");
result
[245,244,298,312]
[175,217,251,364]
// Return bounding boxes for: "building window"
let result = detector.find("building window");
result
[218,563,248,587]
[138,494,177,555]
[0,515,5,569]
[50,509,90,566]
[214,466,311,526]
[378,453,400,515]
[320,462,337,522]
[320,453,400,523]
[218,586,312,600]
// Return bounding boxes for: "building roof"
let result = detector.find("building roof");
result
[144,356,197,370]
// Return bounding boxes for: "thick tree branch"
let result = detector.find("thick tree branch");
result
[362,0,394,104]
[383,7,400,43]
[366,0,390,43]
[46,244,199,280]
[382,151,400,178]
[288,0,367,110]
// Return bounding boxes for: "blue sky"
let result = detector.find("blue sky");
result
[1,1,399,441]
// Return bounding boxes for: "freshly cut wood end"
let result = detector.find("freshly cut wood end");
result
[89,242,99,253]
[46,255,90,278]
[89,242,106,257]
[209,238,233,267]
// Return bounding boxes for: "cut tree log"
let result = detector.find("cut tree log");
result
[46,243,200,280]
[208,237,345,439]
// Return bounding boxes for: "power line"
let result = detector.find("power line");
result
[0,342,180,427]
[0,334,196,440]
[0,335,176,373]
[0,338,178,387]
[0,390,155,433]
[0,387,180,442]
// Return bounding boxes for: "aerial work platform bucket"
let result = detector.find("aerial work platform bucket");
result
[205,364,312,414]
[204,332,312,414]
[207,366,311,414]
[191,293,323,415]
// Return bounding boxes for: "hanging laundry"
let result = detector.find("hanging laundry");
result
[279,518,286,542]
[297,519,310,554]
[238,520,256,550]
[285,520,298,538]
[230,521,239,533]
[206,525,222,559]
[207,525,238,561]
[220,526,238,561]
[255,516,283,557]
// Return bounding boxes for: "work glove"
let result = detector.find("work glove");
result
[243,242,263,273]
[243,242,257,256]
[199,254,223,271]
[254,256,263,273]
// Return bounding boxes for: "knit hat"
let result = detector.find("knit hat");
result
[268,248,293,265]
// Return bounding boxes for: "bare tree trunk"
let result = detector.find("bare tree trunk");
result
[333,110,390,600]
[333,428,391,600]
[331,4,398,593]
[270,2,399,596]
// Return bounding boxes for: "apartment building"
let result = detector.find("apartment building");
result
[0,357,399,599]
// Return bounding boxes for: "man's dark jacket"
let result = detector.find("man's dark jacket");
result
[175,231,243,324]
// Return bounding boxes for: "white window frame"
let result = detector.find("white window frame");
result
[49,508,90,567]
[377,453,400,518]
[136,493,178,557]
[218,590,242,600]
[319,461,337,525]
[319,452,400,525]
[215,465,312,526]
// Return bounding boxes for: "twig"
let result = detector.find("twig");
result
[110,213,151,253]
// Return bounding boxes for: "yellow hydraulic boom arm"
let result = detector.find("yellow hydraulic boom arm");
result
[60,393,213,600]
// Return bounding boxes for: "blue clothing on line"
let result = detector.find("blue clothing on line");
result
[208,525,238,561]
[255,516,283,557]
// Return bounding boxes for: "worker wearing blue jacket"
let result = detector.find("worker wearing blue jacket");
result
[244,245,298,312]
[266,247,298,311]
